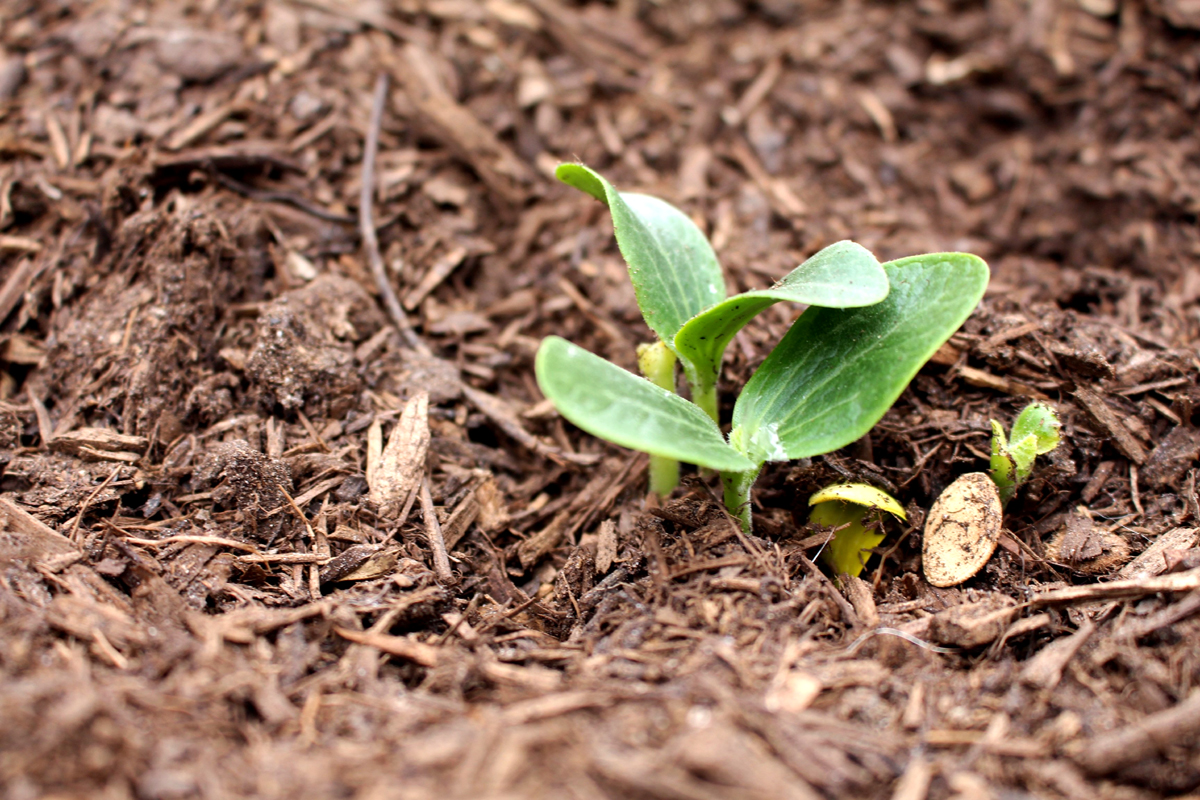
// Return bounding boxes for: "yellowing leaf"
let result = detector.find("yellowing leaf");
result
[808,482,906,519]
[811,500,887,578]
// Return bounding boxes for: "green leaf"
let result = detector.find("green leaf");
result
[535,336,754,473]
[674,241,888,395]
[730,253,989,463]
[556,164,724,345]
[1010,403,1061,456]
[990,420,1018,506]
[1008,434,1040,484]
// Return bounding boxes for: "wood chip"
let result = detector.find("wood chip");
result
[334,627,441,667]
[595,518,618,575]
[462,383,600,466]
[49,427,149,459]
[396,43,536,204]
[1073,691,1200,776]
[0,257,43,325]
[1031,567,1200,606]
[1072,386,1147,464]
[1020,618,1095,689]
[403,245,469,310]
[0,234,41,253]
[956,365,1049,399]
[922,473,1003,587]
[926,594,1017,648]
[0,495,78,560]
[1116,527,1199,579]
[366,392,429,519]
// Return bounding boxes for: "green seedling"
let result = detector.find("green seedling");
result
[537,165,989,531]
[808,483,906,578]
[989,402,1062,507]
[554,164,889,495]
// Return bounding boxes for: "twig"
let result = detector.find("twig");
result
[210,169,355,224]
[68,466,122,543]
[112,531,260,554]
[360,73,427,355]
[419,477,455,584]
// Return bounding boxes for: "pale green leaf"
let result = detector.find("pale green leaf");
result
[535,336,754,473]
[990,420,1019,506]
[556,163,724,345]
[674,241,888,396]
[730,253,989,463]
[1011,403,1061,456]
[1008,434,1040,484]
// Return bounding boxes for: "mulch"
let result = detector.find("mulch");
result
[1,1,1199,797]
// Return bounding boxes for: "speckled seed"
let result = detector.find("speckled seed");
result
[922,472,1003,587]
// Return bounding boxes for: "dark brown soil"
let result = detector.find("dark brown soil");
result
[2,1,1199,798]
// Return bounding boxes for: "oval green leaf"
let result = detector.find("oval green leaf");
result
[556,163,725,345]
[674,241,887,384]
[535,336,754,473]
[1010,402,1061,456]
[730,253,989,463]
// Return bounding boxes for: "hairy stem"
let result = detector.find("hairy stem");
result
[691,380,719,426]
[720,467,760,533]
[637,341,680,497]
[679,360,719,425]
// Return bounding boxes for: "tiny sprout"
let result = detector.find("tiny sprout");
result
[809,483,906,578]
[989,402,1062,507]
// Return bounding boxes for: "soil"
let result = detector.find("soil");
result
[2,1,1199,798]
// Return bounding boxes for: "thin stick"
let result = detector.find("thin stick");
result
[68,466,122,543]
[360,73,426,354]
[419,477,455,584]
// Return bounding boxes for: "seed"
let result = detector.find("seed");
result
[922,472,1003,587]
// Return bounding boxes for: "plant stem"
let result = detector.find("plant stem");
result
[637,341,680,497]
[648,453,680,499]
[692,380,719,426]
[679,361,720,424]
[720,467,760,533]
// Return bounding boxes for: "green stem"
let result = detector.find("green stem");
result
[648,453,680,499]
[637,341,680,498]
[720,467,760,533]
[680,361,719,425]
[692,379,719,426]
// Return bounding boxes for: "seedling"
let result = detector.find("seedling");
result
[808,483,906,578]
[554,164,890,495]
[537,165,989,531]
[989,402,1062,507]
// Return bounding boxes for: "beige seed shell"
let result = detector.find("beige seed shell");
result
[922,472,1003,587]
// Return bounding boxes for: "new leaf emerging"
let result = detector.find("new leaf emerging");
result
[809,483,906,578]
[990,402,1062,506]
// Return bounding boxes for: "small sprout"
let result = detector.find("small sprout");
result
[922,472,1002,587]
[989,402,1062,507]
[809,483,906,578]
[535,164,990,531]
